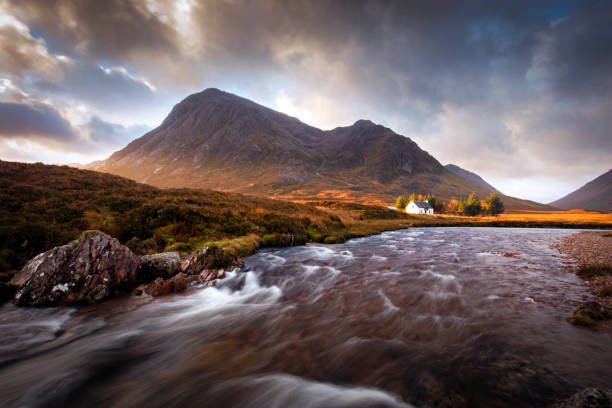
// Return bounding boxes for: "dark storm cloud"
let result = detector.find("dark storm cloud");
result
[6,0,179,62]
[0,102,78,142]
[534,0,612,99]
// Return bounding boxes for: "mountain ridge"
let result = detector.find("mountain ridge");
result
[91,88,551,211]
[549,169,612,212]
[444,164,500,193]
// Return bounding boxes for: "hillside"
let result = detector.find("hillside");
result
[90,88,549,211]
[549,169,612,212]
[0,160,362,277]
[445,164,499,193]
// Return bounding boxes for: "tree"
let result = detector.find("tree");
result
[395,195,407,210]
[408,193,417,203]
[446,199,458,214]
[456,198,466,215]
[485,193,505,216]
[427,196,443,213]
[464,192,482,216]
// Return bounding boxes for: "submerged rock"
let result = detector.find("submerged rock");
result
[552,387,612,408]
[567,301,612,327]
[10,231,140,306]
[136,251,181,281]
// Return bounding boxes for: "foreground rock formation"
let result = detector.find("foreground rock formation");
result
[8,231,233,306]
[10,231,140,306]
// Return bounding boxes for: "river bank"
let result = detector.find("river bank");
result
[553,231,612,311]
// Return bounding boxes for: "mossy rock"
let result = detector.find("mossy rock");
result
[567,313,596,327]
[567,301,612,327]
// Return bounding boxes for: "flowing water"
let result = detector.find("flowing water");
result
[1,227,611,408]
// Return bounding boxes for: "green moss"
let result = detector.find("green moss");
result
[165,241,195,253]
[306,229,323,241]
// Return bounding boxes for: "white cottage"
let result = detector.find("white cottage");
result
[406,200,434,215]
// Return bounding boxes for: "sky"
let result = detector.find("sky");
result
[0,0,610,203]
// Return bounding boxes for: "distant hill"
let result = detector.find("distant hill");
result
[549,169,612,212]
[444,164,500,193]
[90,88,550,211]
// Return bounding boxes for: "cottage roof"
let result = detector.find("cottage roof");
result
[411,200,433,209]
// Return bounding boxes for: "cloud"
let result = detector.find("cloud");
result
[0,102,79,144]
[85,116,151,147]
[0,100,149,162]
[0,0,610,201]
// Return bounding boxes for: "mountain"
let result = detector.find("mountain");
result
[549,169,612,212]
[444,164,500,193]
[91,88,550,211]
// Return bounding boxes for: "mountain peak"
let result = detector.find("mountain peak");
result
[93,88,550,211]
[353,119,375,127]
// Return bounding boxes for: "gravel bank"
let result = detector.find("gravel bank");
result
[554,231,612,309]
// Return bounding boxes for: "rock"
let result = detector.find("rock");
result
[136,251,181,282]
[567,301,612,326]
[199,268,226,283]
[145,273,189,297]
[180,245,225,275]
[551,387,612,408]
[10,231,140,306]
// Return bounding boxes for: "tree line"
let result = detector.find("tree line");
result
[395,192,505,216]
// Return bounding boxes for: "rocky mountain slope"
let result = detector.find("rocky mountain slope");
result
[444,164,500,193]
[549,169,612,212]
[91,88,549,210]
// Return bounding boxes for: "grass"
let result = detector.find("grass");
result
[486,210,612,226]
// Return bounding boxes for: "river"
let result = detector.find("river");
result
[1,227,611,407]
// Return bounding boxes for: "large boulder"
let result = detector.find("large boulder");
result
[10,231,140,306]
[180,245,225,275]
[552,388,612,408]
[136,251,181,281]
